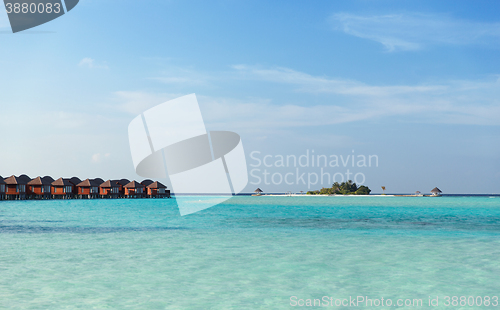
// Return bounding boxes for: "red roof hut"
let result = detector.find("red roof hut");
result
[76,179,102,199]
[124,181,145,198]
[112,179,130,197]
[146,181,169,198]
[4,175,31,199]
[99,180,120,198]
[51,178,75,199]
[28,176,54,199]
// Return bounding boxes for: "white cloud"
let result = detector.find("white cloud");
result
[78,57,108,69]
[115,66,500,134]
[91,153,101,163]
[232,65,445,96]
[330,13,500,52]
[204,66,500,128]
[91,153,111,163]
[199,95,382,131]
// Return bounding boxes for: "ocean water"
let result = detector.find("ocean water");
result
[0,196,499,309]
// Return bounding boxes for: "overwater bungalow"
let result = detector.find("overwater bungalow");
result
[0,176,5,200]
[52,178,75,199]
[76,179,101,199]
[28,176,54,199]
[0,175,172,200]
[113,179,130,197]
[124,181,145,198]
[99,180,120,198]
[4,175,30,200]
[431,187,442,196]
[146,181,169,198]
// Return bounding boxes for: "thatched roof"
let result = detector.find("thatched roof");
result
[76,179,101,187]
[100,180,120,188]
[147,181,167,189]
[28,176,55,186]
[4,175,29,185]
[124,181,145,189]
[254,188,263,193]
[28,177,42,185]
[0,176,5,185]
[52,177,73,186]
[431,187,442,193]
[76,179,91,187]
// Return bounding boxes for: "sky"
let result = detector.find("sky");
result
[0,0,499,194]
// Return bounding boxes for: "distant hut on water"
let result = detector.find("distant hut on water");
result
[431,187,442,196]
[254,188,263,196]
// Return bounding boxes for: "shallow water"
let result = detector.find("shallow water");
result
[0,196,499,309]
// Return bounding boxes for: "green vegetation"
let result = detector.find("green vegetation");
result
[307,180,371,195]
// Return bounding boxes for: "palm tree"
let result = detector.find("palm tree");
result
[332,182,341,193]
[381,186,386,195]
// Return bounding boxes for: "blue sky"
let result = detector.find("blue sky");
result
[1,0,499,193]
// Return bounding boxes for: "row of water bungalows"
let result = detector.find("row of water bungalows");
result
[0,175,171,200]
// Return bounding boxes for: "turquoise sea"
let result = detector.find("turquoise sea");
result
[1,196,499,309]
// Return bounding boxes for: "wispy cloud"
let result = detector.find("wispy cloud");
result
[216,66,500,127]
[330,13,500,52]
[199,95,384,131]
[91,153,111,163]
[116,65,500,132]
[232,65,445,95]
[78,57,109,69]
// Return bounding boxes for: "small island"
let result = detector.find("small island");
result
[307,180,371,195]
